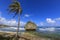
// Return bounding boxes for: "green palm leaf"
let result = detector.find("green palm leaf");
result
[8,0,22,17]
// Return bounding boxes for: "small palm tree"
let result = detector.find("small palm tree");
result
[7,0,22,39]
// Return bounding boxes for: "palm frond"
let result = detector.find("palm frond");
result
[8,0,22,17]
[9,4,17,8]
[9,9,16,13]
[13,10,19,18]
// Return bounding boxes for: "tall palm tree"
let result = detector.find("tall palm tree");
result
[8,0,22,39]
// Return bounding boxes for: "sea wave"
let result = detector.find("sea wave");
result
[0,27,60,32]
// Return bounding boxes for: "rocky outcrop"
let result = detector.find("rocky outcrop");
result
[25,21,37,31]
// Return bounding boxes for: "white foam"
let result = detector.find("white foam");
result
[39,27,55,31]
[5,27,25,30]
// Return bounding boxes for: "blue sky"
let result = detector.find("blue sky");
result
[0,0,60,26]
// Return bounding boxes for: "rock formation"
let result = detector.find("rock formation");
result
[25,21,37,31]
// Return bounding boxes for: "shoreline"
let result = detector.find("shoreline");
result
[0,31,16,34]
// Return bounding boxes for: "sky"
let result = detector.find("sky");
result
[0,0,60,26]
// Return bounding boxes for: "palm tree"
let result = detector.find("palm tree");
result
[8,0,22,39]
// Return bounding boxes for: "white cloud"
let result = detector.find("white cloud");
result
[9,27,25,30]
[20,21,26,26]
[7,19,17,26]
[0,17,17,26]
[24,14,30,17]
[46,18,56,24]
[0,12,26,26]
[0,12,7,24]
[0,17,6,24]
[0,17,25,26]
[55,18,60,21]
[40,22,44,26]
[34,17,60,26]
[39,27,55,31]
[1,11,60,26]
[0,11,2,17]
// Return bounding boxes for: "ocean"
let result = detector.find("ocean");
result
[0,27,60,34]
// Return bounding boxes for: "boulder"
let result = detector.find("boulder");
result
[25,21,37,31]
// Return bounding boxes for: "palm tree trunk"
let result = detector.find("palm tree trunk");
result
[16,12,20,40]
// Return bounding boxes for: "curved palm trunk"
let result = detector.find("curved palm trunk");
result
[16,12,20,40]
